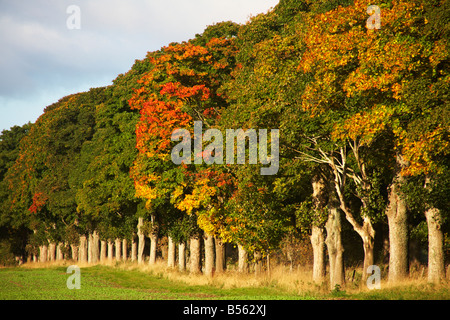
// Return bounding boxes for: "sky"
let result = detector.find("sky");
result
[0,0,279,132]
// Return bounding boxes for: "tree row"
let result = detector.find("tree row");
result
[0,0,449,288]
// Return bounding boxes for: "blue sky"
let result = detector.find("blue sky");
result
[0,0,279,132]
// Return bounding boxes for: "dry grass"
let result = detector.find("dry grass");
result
[20,259,320,293]
[111,260,331,296]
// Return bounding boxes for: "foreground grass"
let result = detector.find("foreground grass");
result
[0,263,448,300]
[0,264,307,300]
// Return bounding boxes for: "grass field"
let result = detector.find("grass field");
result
[0,262,449,300]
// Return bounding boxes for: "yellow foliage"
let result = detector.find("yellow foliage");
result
[332,105,394,145]
[401,126,450,176]
[135,180,159,209]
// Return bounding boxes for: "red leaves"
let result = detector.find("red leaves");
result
[135,98,191,156]
[202,107,216,118]
[165,42,209,59]
[159,82,179,96]
[29,192,47,214]
[159,82,210,101]
[129,37,236,162]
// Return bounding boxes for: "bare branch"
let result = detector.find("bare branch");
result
[295,152,331,164]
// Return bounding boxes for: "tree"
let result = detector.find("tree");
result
[0,123,33,264]
[129,23,239,271]
[224,0,354,284]
[73,60,152,263]
[295,0,449,282]
[2,90,101,261]
[399,17,450,280]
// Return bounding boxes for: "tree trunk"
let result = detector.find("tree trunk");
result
[179,242,186,271]
[92,231,99,263]
[361,218,375,280]
[149,233,158,265]
[39,245,48,263]
[386,185,409,282]
[149,214,158,265]
[238,244,248,273]
[310,226,326,284]
[88,233,93,263]
[131,237,137,262]
[71,244,78,262]
[310,173,327,284]
[168,236,175,268]
[385,157,409,282]
[190,236,201,274]
[100,240,107,262]
[115,238,121,261]
[32,230,38,262]
[425,206,445,282]
[107,240,113,262]
[56,243,63,261]
[325,204,345,289]
[204,233,215,277]
[337,198,374,281]
[254,251,262,276]
[424,176,445,282]
[215,237,225,273]
[122,239,127,261]
[79,235,87,263]
[48,242,56,262]
[331,149,375,282]
[137,217,145,264]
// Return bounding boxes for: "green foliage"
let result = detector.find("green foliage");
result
[0,240,17,266]
[0,123,32,180]
[193,21,240,45]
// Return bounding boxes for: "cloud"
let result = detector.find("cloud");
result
[0,0,279,132]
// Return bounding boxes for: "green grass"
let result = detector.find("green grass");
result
[0,265,448,300]
[0,265,310,300]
